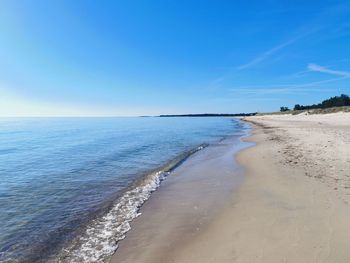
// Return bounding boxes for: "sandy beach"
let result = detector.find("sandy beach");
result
[111,112,350,263]
[110,131,250,263]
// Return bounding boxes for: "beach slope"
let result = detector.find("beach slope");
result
[111,112,350,262]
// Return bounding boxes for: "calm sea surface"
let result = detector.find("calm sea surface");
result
[0,117,247,262]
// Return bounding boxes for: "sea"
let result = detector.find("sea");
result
[0,117,248,262]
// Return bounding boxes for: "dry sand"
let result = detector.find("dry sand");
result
[111,112,350,263]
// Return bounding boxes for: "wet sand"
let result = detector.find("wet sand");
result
[111,112,350,263]
[110,133,250,263]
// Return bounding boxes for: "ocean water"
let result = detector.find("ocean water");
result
[0,117,246,262]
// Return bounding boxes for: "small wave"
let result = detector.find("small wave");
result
[55,144,206,263]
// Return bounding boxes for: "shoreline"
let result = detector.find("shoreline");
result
[111,112,350,262]
[0,117,244,263]
[54,143,209,262]
[110,124,251,263]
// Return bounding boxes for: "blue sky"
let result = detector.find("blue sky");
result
[1,0,350,116]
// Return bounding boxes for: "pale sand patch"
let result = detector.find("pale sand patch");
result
[111,112,350,263]
[247,112,350,204]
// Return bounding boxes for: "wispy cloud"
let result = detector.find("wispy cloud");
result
[237,3,350,71]
[231,76,347,95]
[237,37,299,70]
[236,24,323,71]
[308,63,350,77]
[233,87,333,95]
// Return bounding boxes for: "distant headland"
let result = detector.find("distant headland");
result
[158,113,257,117]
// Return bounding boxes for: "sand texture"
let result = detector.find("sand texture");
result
[111,112,350,263]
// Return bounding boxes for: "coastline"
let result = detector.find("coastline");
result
[111,112,350,262]
[110,125,251,263]
[55,143,209,262]
[0,117,242,263]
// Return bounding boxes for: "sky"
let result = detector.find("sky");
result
[0,0,350,116]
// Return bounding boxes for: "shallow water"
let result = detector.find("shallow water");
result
[0,117,245,262]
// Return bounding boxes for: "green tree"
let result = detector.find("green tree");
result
[280,106,290,112]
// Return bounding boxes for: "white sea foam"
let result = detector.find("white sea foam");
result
[55,145,207,263]
[56,170,167,263]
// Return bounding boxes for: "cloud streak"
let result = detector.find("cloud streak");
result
[231,76,347,95]
[237,37,299,70]
[308,63,350,77]
[236,3,350,71]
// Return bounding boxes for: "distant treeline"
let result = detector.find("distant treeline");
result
[280,94,350,112]
[159,113,257,117]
